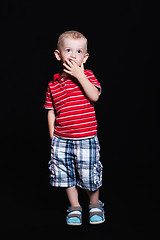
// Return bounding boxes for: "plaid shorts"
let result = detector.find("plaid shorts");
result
[48,135,103,191]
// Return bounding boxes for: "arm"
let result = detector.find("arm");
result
[76,72,99,102]
[63,59,99,102]
[47,109,56,139]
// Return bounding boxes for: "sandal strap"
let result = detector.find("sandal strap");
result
[67,206,82,213]
[89,211,104,218]
[66,206,82,221]
[89,202,104,219]
[89,202,104,210]
[66,213,82,221]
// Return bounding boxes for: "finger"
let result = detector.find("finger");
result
[63,62,71,70]
[65,58,73,66]
[69,57,76,63]
[81,62,84,70]
[63,69,71,74]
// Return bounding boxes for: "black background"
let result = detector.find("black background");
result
[1,1,159,238]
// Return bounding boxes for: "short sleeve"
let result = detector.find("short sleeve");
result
[84,70,102,95]
[43,84,54,110]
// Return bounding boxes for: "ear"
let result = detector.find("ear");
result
[54,49,61,61]
[83,53,89,64]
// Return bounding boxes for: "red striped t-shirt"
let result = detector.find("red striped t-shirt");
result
[44,69,101,139]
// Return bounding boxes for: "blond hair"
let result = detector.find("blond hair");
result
[57,30,87,51]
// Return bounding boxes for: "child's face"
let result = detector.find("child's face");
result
[55,37,89,67]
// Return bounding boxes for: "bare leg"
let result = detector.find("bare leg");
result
[87,189,99,204]
[66,186,80,207]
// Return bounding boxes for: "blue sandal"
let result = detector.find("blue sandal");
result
[89,201,105,224]
[66,206,82,226]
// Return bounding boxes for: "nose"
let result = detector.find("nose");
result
[71,51,76,58]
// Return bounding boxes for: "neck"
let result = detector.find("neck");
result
[61,71,69,79]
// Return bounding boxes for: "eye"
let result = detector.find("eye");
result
[77,50,82,54]
[66,48,71,53]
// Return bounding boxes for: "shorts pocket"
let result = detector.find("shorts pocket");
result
[51,135,56,146]
[93,161,103,187]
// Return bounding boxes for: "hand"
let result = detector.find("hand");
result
[50,134,54,140]
[63,58,84,80]
[63,57,99,102]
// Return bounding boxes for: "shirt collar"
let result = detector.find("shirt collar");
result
[54,73,63,82]
[54,73,74,82]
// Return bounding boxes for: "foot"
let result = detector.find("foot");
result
[89,201,105,224]
[66,206,82,226]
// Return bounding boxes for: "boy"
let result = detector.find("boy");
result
[44,31,105,225]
